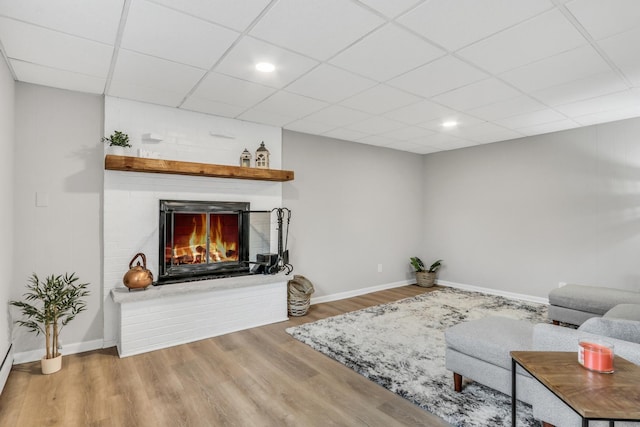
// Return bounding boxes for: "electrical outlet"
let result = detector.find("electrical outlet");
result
[377,264,383,273]
[558,282,567,288]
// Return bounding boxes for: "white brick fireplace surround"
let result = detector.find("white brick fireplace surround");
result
[103,98,286,356]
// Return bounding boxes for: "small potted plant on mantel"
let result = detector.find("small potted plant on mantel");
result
[409,257,443,288]
[10,273,90,374]
[102,130,131,155]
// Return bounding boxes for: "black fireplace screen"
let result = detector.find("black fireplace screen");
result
[158,200,273,284]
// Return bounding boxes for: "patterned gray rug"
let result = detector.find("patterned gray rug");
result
[286,287,548,427]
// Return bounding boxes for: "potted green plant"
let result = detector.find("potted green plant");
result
[102,130,131,155]
[10,273,90,374]
[409,257,442,288]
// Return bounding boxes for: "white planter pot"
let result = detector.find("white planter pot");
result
[41,354,62,375]
[106,146,125,156]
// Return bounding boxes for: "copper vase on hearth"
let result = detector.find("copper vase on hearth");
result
[123,252,153,290]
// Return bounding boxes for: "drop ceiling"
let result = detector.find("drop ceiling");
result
[1,0,639,154]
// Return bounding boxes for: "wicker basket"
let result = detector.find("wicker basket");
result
[288,275,315,316]
[416,271,436,287]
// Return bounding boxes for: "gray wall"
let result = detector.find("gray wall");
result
[12,83,104,353]
[0,56,15,367]
[282,130,424,299]
[423,118,640,298]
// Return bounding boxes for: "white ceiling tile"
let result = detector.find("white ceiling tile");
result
[249,0,384,60]
[467,96,547,121]
[121,1,239,69]
[432,78,521,111]
[108,80,187,107]
[10,60,106,94]
[419,113,484,131]
[358,0,422,18]
[379,126,436,141]
[517,119,581,136]
[410,144,443,155]
[0,17,113,78]
[109,49,206,102]
[340,84,422,115]
[457,10,586,74]
[531,71,628,106]
[322,128,370,142]
[388,55,488,98]
[357,135,399,147]
[566,0,640,40]
[495,109,568,129]
[598,27,640,86]
[0,0,123,44]
[383,100,457,125]
[251,91,328,118]
[285,64,377,103]
[398,0,553,51]
[329,24,445,82]
[499,45,612,92]
[148,0,271,31]
[449,122,523,143]
[553,90,640,117]
[180,97,246,118]
[382,140,428,153]
[284,119,337,135]
[304,105,371,128]
[237,108,295,127]
[214,36,318,89]
[572,105,640,126]
[411,133,476,150]
[190,72,275,108]
[345,116,406,134]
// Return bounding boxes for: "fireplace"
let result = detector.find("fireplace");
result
[158,200,253,284]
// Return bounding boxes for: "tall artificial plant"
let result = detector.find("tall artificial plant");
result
[10,273,90,360]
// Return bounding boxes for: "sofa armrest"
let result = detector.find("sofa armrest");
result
[578,317,640,344]
[533,323,640,365]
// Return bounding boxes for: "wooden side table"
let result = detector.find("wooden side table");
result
[510,351,640,427]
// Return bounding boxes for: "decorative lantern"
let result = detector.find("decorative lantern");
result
[240,148,252,167]
[255,141,270,169]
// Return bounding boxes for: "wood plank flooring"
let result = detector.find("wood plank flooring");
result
[0,285,451,427]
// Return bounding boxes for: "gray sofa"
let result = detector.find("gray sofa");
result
[445,307,640,427]
[548,284,640,325]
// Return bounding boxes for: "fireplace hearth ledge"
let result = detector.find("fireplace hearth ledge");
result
[110,272,290,304]
[110,272,290,357]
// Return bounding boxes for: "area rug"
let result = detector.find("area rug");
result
[286,287,548,427]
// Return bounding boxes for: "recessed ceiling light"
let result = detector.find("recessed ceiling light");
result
[442,120,458,128]
[255,62,275,73]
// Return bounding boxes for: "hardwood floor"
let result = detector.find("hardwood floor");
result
[0,285,451,427]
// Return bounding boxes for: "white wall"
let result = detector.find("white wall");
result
[12,83,104,356]
[423,117,640,298]
[282,131,424,299]
[0,55,15,388]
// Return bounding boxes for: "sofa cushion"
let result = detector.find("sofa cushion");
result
[549,285,640,315]
[445,316,534,370]
[578,317,640,344]
[604,304,640,321]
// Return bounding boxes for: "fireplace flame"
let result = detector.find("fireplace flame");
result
[169,213,239,265]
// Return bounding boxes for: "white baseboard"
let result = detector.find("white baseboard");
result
[437,279,549,305]
[310,279,413,305]
[0,344,13,394]
[13,339,105,365]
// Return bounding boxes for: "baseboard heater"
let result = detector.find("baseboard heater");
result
[0,344,13,395]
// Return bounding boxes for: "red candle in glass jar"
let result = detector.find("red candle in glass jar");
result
[579,340,614,373]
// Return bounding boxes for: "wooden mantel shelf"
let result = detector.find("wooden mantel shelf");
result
[104,155,294,182]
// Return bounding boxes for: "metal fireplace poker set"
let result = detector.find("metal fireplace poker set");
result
[122,207,293,291]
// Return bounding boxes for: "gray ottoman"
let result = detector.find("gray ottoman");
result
[548,285,640,326]
[444,316,536,404]
[604,304,640,321]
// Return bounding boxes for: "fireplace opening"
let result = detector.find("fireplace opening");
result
[158,200,253,284]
